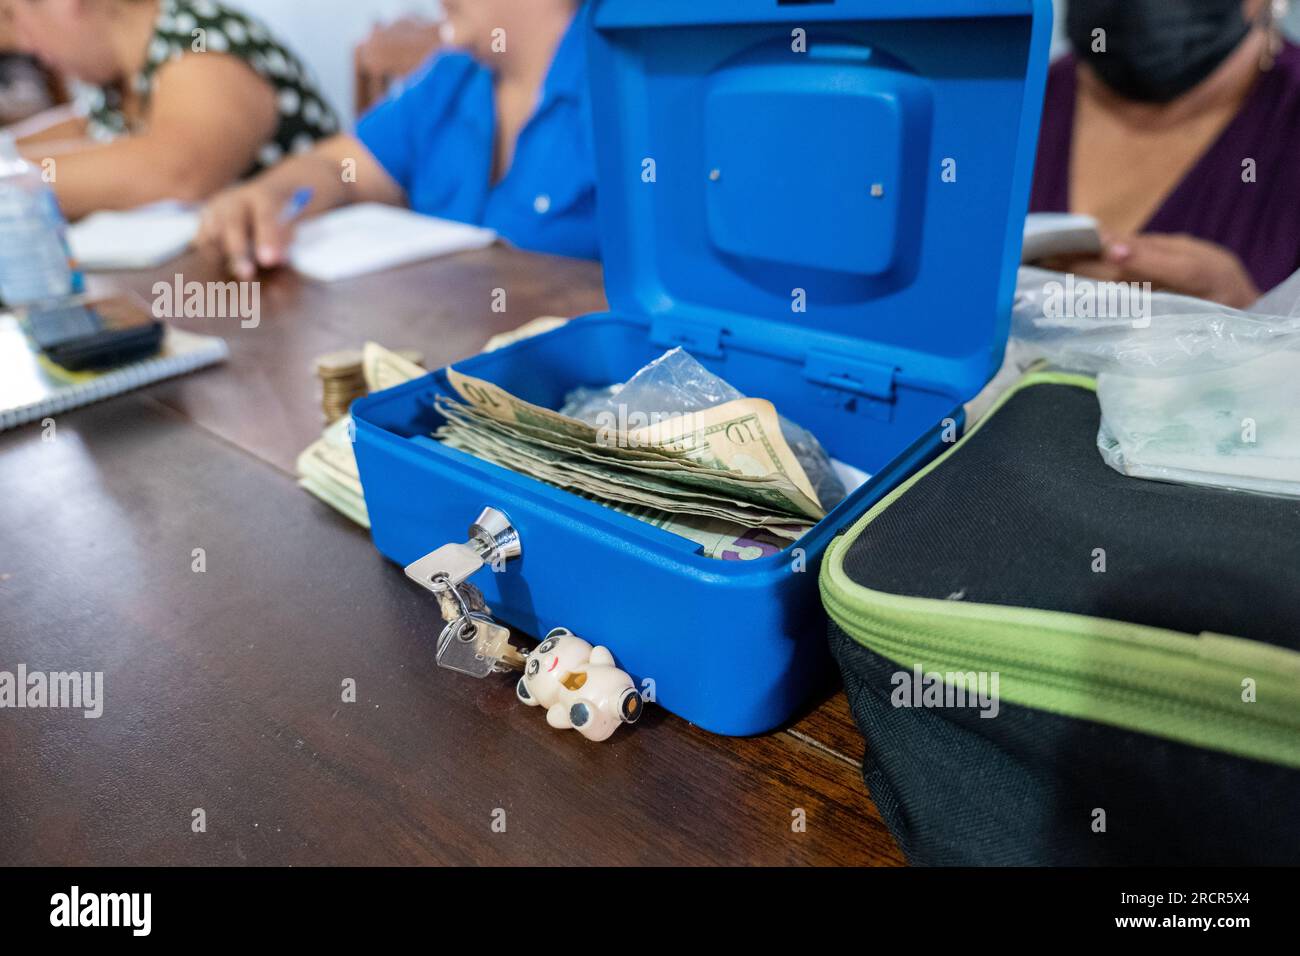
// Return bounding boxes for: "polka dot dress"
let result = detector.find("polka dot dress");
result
[86,0,340,174]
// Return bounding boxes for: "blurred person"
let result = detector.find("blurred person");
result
[2,0,339,219]
[198,0,597,275]
[0,11,60,125]
[1032,0,1300,306]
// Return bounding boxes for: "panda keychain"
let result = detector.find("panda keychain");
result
[515,628,644,742]
[433,590,642,741]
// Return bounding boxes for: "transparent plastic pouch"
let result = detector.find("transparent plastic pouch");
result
[560,347,848,509]
[1011,266,1300,498]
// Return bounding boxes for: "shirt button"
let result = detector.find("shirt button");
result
[533,194,552,215]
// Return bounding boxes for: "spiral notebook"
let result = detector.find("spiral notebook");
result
[0,313,228,431]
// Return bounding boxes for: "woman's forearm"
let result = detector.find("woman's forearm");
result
[40,134,224,219]
[257,134,406,213]
[38,130,391,221]
[85,130,401,220]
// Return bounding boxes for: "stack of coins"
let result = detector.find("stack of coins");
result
[315,349,366,423]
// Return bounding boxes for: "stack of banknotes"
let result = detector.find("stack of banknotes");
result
[436,364,824,558]
[296,342,429,527]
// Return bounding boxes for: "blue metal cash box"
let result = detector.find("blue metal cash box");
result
[352,0,1053,735]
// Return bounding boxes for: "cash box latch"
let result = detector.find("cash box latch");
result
[803,350,896,402]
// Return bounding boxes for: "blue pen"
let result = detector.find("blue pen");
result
[278,186,315,224]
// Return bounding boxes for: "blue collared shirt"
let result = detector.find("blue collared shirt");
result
[355,8,599,260]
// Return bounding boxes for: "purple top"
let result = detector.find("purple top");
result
[1030,44,1300,293]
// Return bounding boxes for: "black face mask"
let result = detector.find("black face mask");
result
[1067,0,1251,103]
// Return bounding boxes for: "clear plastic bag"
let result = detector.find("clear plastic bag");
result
[1096,351,1300,498]
[1012,266,1300,498]
[560,348,847,509]
[1012,266,1300,376]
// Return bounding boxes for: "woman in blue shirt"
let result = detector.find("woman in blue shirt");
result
[197,0,597,276]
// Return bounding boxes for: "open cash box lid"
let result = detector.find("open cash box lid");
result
[586,0,1053,410]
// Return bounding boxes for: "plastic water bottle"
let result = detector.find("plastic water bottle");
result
[0,132,79,307]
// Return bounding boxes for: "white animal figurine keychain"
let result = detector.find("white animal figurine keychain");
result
[516,628,643,741]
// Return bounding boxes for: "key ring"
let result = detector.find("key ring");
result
[437,612,496,655]
[431,571,479,642]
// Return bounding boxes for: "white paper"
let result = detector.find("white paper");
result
[288,203,496,282]
[68,202,202,270]
[830,457,871,496]
[1021,212,1102,263]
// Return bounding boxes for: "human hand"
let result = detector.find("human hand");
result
[1060,233,1261,309]
[197,179,299,280]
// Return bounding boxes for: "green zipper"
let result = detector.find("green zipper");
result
[821,371,1300,769]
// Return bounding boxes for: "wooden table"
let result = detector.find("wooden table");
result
[0,247,903,865]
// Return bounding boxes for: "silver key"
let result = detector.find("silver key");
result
[405,541,484,593]
[404,507,523,594]
[404,508,526,677]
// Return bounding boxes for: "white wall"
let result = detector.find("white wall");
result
[227,0,443,128]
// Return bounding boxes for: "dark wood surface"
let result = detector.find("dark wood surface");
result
[0,246,903,866]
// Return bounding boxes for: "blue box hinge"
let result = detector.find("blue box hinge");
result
[650,315,725,358]
[802,349,897,402]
